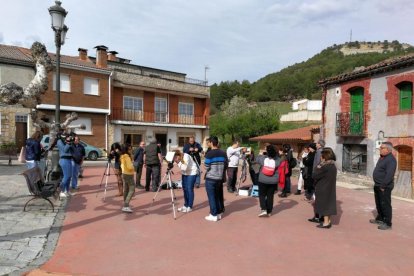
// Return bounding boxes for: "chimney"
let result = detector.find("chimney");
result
[108,51,118,62]
[78,48,88,61]
[94,45,108,68]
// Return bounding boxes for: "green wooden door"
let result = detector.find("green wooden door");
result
[350,88,364,135]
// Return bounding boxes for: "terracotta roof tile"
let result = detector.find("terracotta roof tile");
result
[319,53,414,87]
[0,44,32,62]
[249,125,320,142]
[0,44,110,72]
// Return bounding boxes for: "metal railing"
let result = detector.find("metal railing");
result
[110,108,208,126]
[336,112,366,136]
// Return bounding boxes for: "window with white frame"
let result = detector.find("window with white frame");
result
[84,78,99,95]
[179,102,194,116]
[53,73,71,92]
[155,97,167,122]
[123,96,143,121]
[68,117,92,135]
[178,102,194,124]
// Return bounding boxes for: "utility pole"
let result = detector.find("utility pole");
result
[204,65,210,85]
[350,29,352,43]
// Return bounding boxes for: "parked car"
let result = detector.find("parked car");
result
[41,135,103,161]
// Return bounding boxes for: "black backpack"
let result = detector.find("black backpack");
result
[289,157,297,169]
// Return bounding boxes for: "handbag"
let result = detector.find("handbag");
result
[18,147,26,163]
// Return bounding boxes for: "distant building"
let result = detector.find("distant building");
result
[280,99,322,122]
[249,125,320,158]
[320,54,414,199]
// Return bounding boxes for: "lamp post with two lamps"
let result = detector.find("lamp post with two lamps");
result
[47,0,68,180]
[48,0,68,130]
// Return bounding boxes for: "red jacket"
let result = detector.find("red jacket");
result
[278,160,288,189]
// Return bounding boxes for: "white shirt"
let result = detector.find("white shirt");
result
[227,146,242,168]
[177,153,199,176]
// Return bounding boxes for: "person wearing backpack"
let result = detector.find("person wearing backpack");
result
[256,144,282,217]
[279,144,296,198]
[25,131,43,169]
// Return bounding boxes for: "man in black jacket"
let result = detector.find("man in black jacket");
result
[133,141,146,189]
[371,142,397,230]
[144,138,162,192]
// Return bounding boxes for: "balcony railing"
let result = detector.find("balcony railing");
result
[110,108,208,126]
[336,112,366,137]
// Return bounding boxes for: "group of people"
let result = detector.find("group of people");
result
[25,129,397,229]
[24,131,86,199]
[108,136,204,213]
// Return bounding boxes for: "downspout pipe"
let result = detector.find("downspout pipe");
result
[106,71,113,151]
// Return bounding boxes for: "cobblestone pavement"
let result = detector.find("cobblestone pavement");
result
[0,161,65,276]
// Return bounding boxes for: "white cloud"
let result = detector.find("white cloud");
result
[0,0,414,84]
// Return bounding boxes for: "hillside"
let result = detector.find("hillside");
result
[210,40,414,111]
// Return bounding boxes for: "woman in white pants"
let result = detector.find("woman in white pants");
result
[295,147,309,195]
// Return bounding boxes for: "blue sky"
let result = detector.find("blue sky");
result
[1,0,414,84]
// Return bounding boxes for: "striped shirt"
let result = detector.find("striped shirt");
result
[204,149,228,181]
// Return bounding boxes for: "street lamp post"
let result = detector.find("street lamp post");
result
[48,1,68,130]
[48,1,68,181]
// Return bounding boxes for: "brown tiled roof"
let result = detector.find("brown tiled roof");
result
[0,44,33,63]
[249,125,320,142]
[0,44,110,73]
[319,53,414,87]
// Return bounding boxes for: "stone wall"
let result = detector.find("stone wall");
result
[0,105,33,144]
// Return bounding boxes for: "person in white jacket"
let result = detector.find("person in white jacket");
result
[174,150,199,213]
[295,147,309,195]
[226,140,245,193]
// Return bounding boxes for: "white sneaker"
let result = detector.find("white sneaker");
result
[258,210,268,217]
[59,192,67,199]
[217,213,222,220]
[185,207,192,213]
[122,207,133,213]
[64,192,70,197]
[205,214,218,222]
[68,191,76,196]
[178,206,187,212]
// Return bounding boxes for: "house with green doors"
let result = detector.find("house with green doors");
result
[319,54,414,199]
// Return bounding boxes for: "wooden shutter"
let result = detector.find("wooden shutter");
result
[399,82,412,111]
[398,146,412,171]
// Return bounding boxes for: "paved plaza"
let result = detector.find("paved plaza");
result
[1,161,414,275]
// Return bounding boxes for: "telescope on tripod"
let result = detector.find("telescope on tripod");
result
[146,152,178,219]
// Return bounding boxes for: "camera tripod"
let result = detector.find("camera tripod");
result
[146,166,177,220]
[96,159,114,201]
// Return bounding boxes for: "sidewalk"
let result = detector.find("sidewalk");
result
[0,161,65,276]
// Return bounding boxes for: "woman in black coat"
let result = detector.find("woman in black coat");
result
[312,147,337,229]
[302,143,316,200]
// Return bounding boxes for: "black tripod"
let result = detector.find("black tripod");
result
[96,159,114,201]
[146,165,177,219]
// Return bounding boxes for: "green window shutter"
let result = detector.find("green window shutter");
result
[400,83,412,111]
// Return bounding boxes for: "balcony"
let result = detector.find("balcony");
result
[336,112,366,137]
[110,108,208,126]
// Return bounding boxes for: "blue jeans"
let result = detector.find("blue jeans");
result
[205,178,222,216]
[182,175,197,208]
[283,176,291,193]
[71,161,81,189]
[26,161,39,169]
[59,159,72,193]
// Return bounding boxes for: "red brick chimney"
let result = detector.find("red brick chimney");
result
[78,48,88,61]
[94,45,108,68]
[108,51,118,62]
